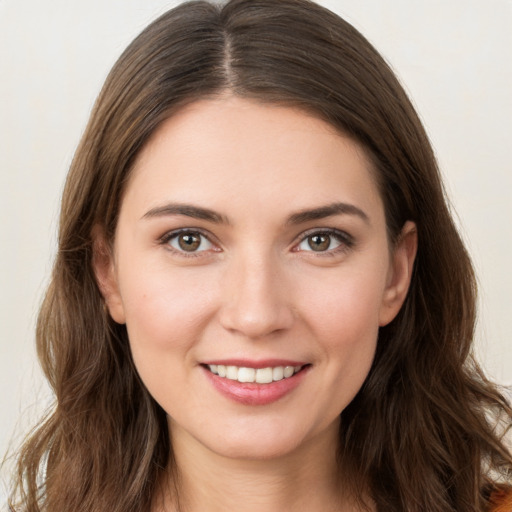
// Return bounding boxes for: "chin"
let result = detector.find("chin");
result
[194,415,338,462]
[209,433,307,461]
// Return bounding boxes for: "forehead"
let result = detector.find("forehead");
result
[123,97,384,223]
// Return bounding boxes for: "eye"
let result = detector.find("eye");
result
[165,230,214,253]
[295,229,352,253]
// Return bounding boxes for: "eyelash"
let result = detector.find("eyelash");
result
[158,228,354,257]
[159,228,218,258]
[293,228,355,256]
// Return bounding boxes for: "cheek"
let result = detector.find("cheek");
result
[118,265,218,356]
[296,267,385,392]
[299,267,386,342]
[118,267,221,413]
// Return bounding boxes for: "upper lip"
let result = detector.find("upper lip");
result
[201,359,308,369]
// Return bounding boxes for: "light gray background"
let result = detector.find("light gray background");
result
[1,0,511,494]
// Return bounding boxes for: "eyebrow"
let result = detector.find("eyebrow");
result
[142,203,230,224]
[286,202,370,225]
[141,201,369,225]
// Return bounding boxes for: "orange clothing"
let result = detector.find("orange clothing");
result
[490,488,512,512]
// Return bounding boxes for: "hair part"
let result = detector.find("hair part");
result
[8,1,512,511]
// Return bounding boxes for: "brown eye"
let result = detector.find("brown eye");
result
[178,233,201,251]
[307,234,332,251]
[166,231,213,253]
[296,230,349,254]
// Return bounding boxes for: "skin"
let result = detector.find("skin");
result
[95,97,417,511]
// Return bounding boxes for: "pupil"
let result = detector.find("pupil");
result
[178,233,200,251]
[308,234,330,251]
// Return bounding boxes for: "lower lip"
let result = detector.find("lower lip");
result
[202,366,309,406]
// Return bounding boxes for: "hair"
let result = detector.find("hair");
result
[7,0,512,511]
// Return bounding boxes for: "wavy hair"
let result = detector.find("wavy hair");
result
[8,0,511,510]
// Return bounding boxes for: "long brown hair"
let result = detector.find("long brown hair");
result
[7,0,511,510]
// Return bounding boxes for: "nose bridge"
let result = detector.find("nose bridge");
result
[219,246,294,338]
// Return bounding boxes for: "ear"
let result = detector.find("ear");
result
[379,221,417,326]
[91,225,126,324]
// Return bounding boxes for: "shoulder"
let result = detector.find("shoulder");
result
[489,487,512,512]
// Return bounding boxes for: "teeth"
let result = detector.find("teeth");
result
[283,366,295,378]
[238,367,255,383]
[226,365,238,380]
[207,364,303,384]
[272,366,284,381]
[255,367,273,384]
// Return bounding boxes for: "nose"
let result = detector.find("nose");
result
[218,251,295,339]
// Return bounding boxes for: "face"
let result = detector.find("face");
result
[97,97,416,461]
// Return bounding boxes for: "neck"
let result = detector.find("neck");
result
[156,418,366,512]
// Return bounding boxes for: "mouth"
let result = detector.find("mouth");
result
[204,364,306,384]
[201,361,310,406]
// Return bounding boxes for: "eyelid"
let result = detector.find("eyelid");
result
[159,227,221,256]
[158,226,353,257]
[292,227,355,254]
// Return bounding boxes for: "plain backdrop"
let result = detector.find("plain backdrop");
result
[1,0,511,495]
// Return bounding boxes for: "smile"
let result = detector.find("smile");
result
[207,364,303,384]
[202,362,310,406]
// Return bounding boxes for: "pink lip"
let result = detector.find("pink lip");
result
[201,363,310,406]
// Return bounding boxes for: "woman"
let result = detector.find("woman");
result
[8,0,512,511]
